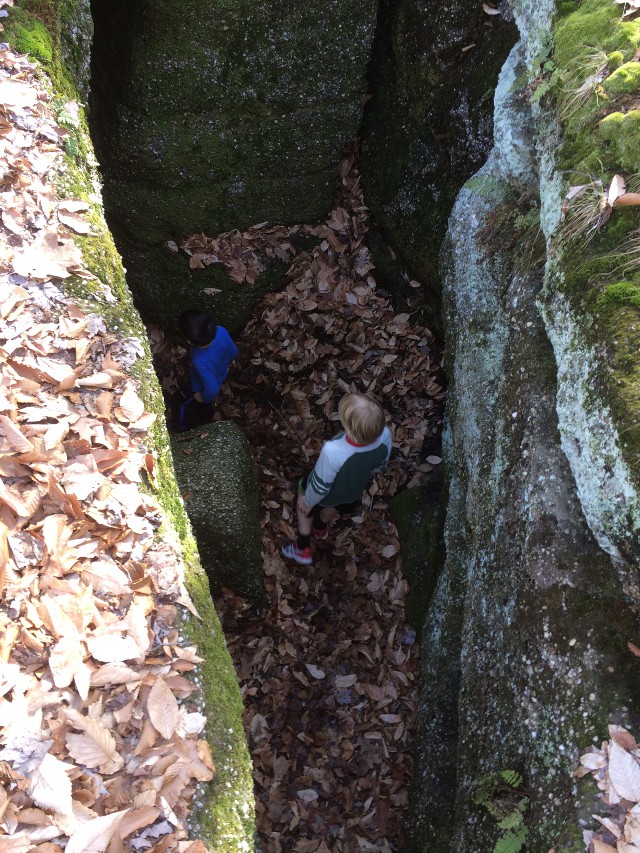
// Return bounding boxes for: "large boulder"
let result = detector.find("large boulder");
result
[360,0,517,324]
[171,421,264,604]
[3,7,256,849]
[89,0,379,330]
[407,23,640,850]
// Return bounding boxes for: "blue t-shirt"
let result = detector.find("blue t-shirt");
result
[189,326,238,403]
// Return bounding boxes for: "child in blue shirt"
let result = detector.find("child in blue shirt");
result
[173,310,238,431]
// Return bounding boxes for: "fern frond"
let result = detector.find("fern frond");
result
[493,826,528,853]
[500,769,523,788]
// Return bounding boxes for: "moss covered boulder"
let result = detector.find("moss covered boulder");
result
[171,421,264,603]
[390,482,445,633]
[89,0,378,329]
[407,31,640,850]
[3,5,256,848]
[359,0,517,322]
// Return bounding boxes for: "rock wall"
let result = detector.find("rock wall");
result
[359,0,517,324]
[408,0,640,848]
[89,0,378,331]
[171,422,264,604]
[3,4,256,849]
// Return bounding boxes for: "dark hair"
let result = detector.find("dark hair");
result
[178,310,217,346]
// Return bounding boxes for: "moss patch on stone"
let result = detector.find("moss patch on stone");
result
[551,0,640,494]
[88,0,379,326]
[602,61,640,97]
[390,482,446,634]
[7,5,256,846]
[171,422,265,604]
[598,110,640,172]
[4,6,53,64]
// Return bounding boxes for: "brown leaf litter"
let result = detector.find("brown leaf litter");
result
[153,146,446,851]
[0,41,212,852]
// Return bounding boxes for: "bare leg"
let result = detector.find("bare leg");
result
[297,493,313,537]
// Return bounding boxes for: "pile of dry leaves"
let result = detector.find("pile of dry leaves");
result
[577,724,640,852]
[0,39,211,853]
[154,148,446,852]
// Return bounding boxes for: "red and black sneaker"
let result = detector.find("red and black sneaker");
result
[281,542,313,565]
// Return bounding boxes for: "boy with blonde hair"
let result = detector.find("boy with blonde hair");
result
[282,393,392,565]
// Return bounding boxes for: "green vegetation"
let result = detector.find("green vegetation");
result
[603,62,640,97]
[551,0,640,486]
[473,770,529,853]
[3,6,53,63]
[599,111,640,172]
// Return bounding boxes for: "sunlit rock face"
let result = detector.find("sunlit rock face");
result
[405,0,640,845]
[89,0,378,329]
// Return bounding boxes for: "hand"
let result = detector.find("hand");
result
[194,392,203,403]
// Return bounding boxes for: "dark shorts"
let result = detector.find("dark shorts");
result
[169,384,214,433]
[299,474,360,516]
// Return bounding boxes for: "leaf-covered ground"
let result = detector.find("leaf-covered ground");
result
[152,148,446,852]
[0,40,212,853]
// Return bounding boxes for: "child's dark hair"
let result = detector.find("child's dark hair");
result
[178,310,217,346]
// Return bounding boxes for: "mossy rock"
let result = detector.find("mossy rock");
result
[113,237,290,335]
[549,0,640,516]
[3,4,256,847]
[88,0,378,325]
[602,61,640,97]
[598,110,640,172]
[360,0,517,300]
[390,481,446,633]
[554,0,640,70]
[607,50,625,70]
[171,421,265,604]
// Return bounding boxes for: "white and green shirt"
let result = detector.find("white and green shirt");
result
[304,427,393,508]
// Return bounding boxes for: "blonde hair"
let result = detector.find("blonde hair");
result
[338,394,385,445]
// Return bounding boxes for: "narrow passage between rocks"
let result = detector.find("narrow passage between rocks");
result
[151,149,446,852]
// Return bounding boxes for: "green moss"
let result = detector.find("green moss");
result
[391,483,446,633]
[602,61,640,96]
[554,0,640,73]
[597,280,640,312]
[4,7,53,63]
[554,0,640,174]
[607,50,625,70]
[180,556,255,850]
[598,111,640,172]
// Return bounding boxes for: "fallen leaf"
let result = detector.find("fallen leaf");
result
[609,741,640,802]
[147,677,180,739]
[305,664,326,680]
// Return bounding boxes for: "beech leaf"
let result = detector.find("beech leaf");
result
[147,677,180,739]
[29,753,74,816]
[609,741,640,802]
[65,808,129,853]
[305,664,325,679]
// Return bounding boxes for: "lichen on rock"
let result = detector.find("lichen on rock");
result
[407,12,640,847]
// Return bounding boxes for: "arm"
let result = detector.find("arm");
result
[304,445,338,508]
[194,364,221,404]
